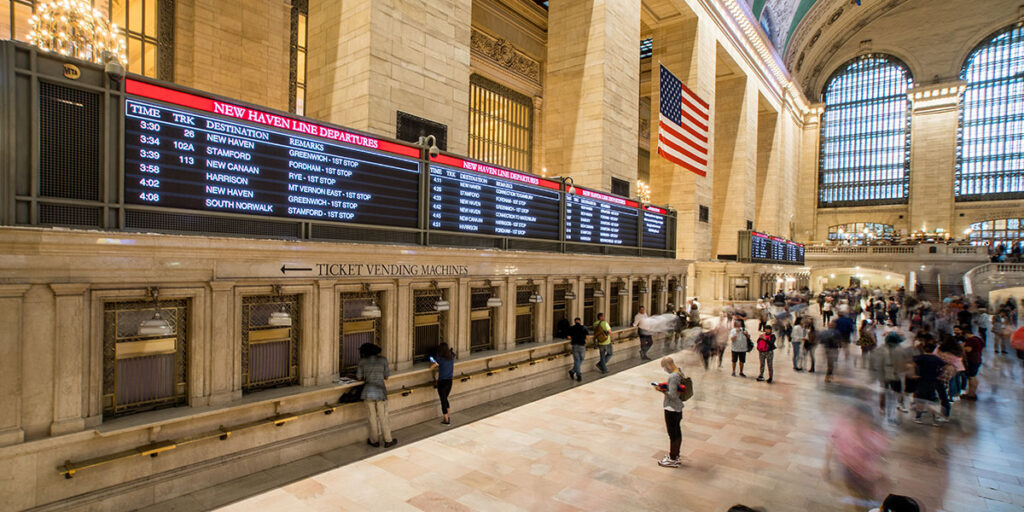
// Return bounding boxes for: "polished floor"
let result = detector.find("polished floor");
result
[211,324,1024,512]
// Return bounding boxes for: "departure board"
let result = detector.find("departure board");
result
[642,205,669,249]
[565,187,639,246]
[123,80,421,228]
[742,230,804,265]
[427,155,561,239]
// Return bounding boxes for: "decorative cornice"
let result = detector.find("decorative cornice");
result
[470,28,542,85]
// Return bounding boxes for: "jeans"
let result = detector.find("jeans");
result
[759,351,774,379]
[664,409,683,459]
[826,347,839,376]
[597,343,614,372]
[571,345,586,376]
[639,334,654,358]
[365,400,392,443]
[436,379,452,414]
[791,341,802,368]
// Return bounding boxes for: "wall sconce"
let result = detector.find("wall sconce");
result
[527,279,543,303]
[431,280,450,311]
[138,287,172,336]
[486,281,503,308]
[618,282,629,296]
[593,284,605,298]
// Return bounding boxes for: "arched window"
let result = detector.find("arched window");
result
[957,24,1024,200]
[827,222,895,242]
[818,55,912,207]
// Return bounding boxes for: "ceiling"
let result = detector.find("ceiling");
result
[744,0,822,53]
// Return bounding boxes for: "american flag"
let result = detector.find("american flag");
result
[658,64,709,177]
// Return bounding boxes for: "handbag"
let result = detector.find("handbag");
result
[745,332,754,352]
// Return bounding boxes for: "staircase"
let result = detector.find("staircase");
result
[962,263,1024,297]
[915,282,964,303]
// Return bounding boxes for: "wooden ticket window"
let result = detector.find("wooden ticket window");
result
[102,297,189,417]
[241,294,301,393]
[552,284,569,338]
[609,282,622,327]
[469,288,495,352]
[583,283,596,326]
[514,285,535,344]
[414,289,447,363]
[339,291,383,374]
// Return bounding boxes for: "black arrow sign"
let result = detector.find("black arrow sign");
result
[280,264,313,274]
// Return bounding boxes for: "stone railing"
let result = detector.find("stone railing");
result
[963,262,1024,295]
[805,243,984,258]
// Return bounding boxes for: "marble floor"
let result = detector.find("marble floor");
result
[209,327,1024,512]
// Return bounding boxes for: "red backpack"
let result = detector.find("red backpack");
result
[756,334,772,352]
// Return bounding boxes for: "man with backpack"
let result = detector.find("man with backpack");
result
[654,356,692,468]
[756,325,777,383]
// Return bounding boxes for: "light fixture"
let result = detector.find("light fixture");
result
[266,285,293,327]
[28,0,127,67]
[593,286,605,298]
[430,280,449,311]
[527,280,543,303]
[829,273,836,278]
[417,134,439,158]
[675,284,684,292]
[486,282,502,308]
[138,287,173,336]
[639,284,649,294]
[359,283,382,318]
[637,180,651,204]
[618,283,629,296]
[564,288,577,300]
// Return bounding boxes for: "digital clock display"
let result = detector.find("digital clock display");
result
[123,81,421,228]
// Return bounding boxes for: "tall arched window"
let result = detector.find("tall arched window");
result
[957,23,1024,201]
[818,55,912,207]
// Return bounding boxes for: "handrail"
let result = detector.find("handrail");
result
[56,330,643,479]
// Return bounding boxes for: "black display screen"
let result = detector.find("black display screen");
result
[123,95,421,228]
[642,207,669,249]
[427,155,561,239]
[748,231,804,264]
[565,188,639,246]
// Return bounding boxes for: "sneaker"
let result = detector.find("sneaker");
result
[767,378,773,384]
[934,416,949,424]
[731,372,736,377]
[367,439,380,448]
[897,405,909,413]
[576,374,582,382]
[913,416,924,424]
[568,370,575,380]
[657,456,681,468]
[383,439,398,448]
[739,373,747,378]
[756,376,765,382]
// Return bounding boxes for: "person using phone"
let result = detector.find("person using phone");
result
[729,319,749,377]
[430,342,456,425]
[654,357,686,468]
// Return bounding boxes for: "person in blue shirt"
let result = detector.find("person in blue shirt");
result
[430,342,456,425]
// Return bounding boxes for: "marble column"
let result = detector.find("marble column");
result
[208,281,238,405]
[395,280,413,371]
[711,77,757,258]
[544,0,641,189]
[908,84,961,234]
[314,281,336,386]
[456,278,471,356]
[48,284,88,436]
[0,285,30,446]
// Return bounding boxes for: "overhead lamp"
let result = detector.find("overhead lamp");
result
[527,280,543,303]
[593,287,605,298]
[639,284,649,294]
[434,299,451,312]
[359,284,382,318]
[618,285,629,296]
[267,285,293,326]
[675,284,684,292]
[486,282,503,307]
[138,287,172,336]
[564,289,577,300]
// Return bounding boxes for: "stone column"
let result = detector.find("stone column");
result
[395,280,413,371]
[908,83,961,234]
[795,107,822,240]
[712,77,757,258]
[540,278,554,343]
[208,282,238,405]
[544,0,641,189]
[48,284,88,436]
[499,278,517,351]
[314,281,336,385]
[649,17,716,260]
[0,285,30,446]
[455,278,471,356]
[306,0,472,154]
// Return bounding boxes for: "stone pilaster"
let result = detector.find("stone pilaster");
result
[48,284,89,437]
[545,0,641,190]
[712,76,758,257]
[208,281,238,405]
[0,285,30,446]
[306,0,472,154]
[456,278,471,356]
[314,281,336,386]
[908,83,961,234]
[648,17,717,260]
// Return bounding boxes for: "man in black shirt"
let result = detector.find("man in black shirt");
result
[568,317,589,382]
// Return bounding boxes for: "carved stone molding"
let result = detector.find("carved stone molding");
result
[470,29,541,85]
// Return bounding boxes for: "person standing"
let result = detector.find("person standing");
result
[791,316,809,371]
[756,325,777,383]
[357,343,397,447]
[430,343,455,425]
[870,331,912,424]
[857,319,878,369]
[729,319,750,377]
[567,317,588,382]
[655,357,686,468]
[912,340,949,425]
[802,317,818,373]
[962,326,984,400]
[821,320,843,383]
[974,309,991,348]
[634,306,653,361]
[593,313,613,374]
[821,297,834,325]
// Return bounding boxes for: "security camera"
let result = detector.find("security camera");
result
[102,50,125,77]
[418,134,439,158]
[429,145,440,158]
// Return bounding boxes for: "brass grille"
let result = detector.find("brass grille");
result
[631,281,641,318]
[413,289,447,362]
[651,279,663,315]
[552,284,569,338]
[470,288,494,352]
[103,299,188,417]
[339,291,382,373]
[584,283,595,325]
[609,283,621,327]
[242,295,300,393]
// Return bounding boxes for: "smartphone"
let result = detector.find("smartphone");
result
[429,356,437,365]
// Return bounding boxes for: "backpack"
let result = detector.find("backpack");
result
[594,323,610,343]
[756,334,771,352]
[678,371,694,402]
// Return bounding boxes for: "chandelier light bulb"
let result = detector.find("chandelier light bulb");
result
[29,0,126,68]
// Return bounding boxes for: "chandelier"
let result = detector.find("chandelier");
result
[28,0,126,66]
